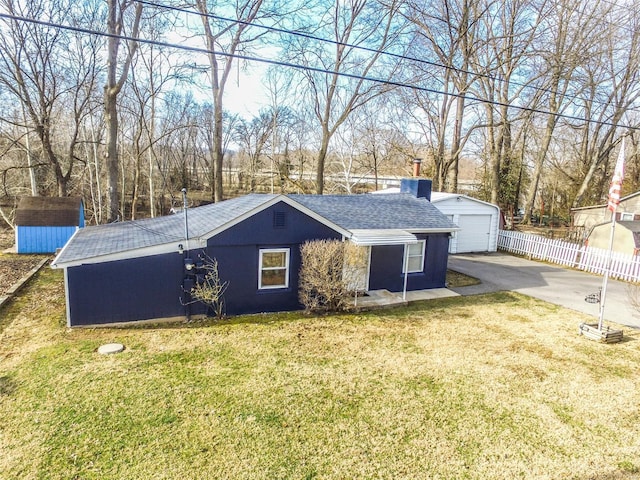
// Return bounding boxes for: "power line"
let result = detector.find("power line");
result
[138,0,622,110]
[0,11,638,131]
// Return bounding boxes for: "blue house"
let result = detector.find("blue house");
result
[15,197,84,254]
[51,180,458,327]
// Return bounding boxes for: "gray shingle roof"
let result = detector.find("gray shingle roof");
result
[53,194,277,266]
[618,220,640,233]
[289,193,455,231]
[53,192,456,266]
[15,196,83,226]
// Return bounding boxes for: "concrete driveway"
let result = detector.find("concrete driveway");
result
[447,252,640,329]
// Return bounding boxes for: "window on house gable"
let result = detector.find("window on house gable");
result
[620,212,635,221]
[259,248,290,289]
[403,240,426,273]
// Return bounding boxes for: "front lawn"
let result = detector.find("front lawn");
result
[1,268,639,479]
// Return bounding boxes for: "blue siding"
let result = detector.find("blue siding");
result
[17,226,78,253]
[400,178,432,200]
[424,234,451,288]
[67,252,187,326]
[78,203,85,228]
[207,201,341,316]
[64,201,451,326]
[368,233,450,292]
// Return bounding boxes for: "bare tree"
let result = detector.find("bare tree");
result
[194,0,277,202]
[104,0,142,222]
[284,0,403,194]
[0,0,101,197]
[402,0,483,192]
[569,12,640,208]
[519,0,611,224]
[127,32,192,219]
[233,110,274,192]
[472,0,540,210]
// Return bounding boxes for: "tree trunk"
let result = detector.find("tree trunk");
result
[104,0,142,222]
[316,131,330,194]
[213,95,224,202]
[104,85,120,221]
[522,115,557,223]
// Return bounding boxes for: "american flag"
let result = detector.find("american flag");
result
[607,138,626,213]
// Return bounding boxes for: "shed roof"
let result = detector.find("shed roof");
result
[15,196,83,226]
[590,220,640,250]
[429,192,500,210]
[617,220,640,233]
[52,193,457,268]
[571,191,640,212]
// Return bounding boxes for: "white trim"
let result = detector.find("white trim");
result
[402,243,410,300]
[50,226,82,267]
[365,246,372,291]
[51,238,207,268]
[430,192,500,212]
[404,227,460,233]
[258,248,290,290]
[403,240,426,274]
[201,195,352,241]
[52,195,352,269]
[64,268,71,327]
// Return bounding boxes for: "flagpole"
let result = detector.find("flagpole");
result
[598,213,616,330]
[598,137,626,331]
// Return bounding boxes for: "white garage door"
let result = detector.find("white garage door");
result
[457,214,492,252]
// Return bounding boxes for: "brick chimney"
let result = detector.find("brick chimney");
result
[412,158,422,177]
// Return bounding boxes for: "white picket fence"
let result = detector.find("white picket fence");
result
[497,230,640,282]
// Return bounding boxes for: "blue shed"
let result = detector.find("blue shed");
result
[51,181,458,327]
[15,197,84,254]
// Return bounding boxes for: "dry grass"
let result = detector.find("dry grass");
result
[1,269,640,479]
[446,268,481,288]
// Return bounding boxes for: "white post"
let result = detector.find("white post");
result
[402,243,409,301]
[182,188,189,254]
[598,215,617,330]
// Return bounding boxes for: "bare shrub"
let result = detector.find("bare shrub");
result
[190,254,229,319]
[299,239,368,313]
[299,239,347,312]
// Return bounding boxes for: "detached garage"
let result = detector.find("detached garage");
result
[430,193,500,253]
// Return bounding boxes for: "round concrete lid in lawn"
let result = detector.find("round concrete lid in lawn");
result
[97,343,125,355]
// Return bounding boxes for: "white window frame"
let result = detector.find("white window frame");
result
[258,248,290,289]
[620,212,634,221]
[403,240,426,274]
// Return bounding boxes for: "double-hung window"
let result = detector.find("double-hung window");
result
[259,248,290,289]
[403,240,426,273]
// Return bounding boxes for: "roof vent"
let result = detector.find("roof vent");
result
[273,211,286,228]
